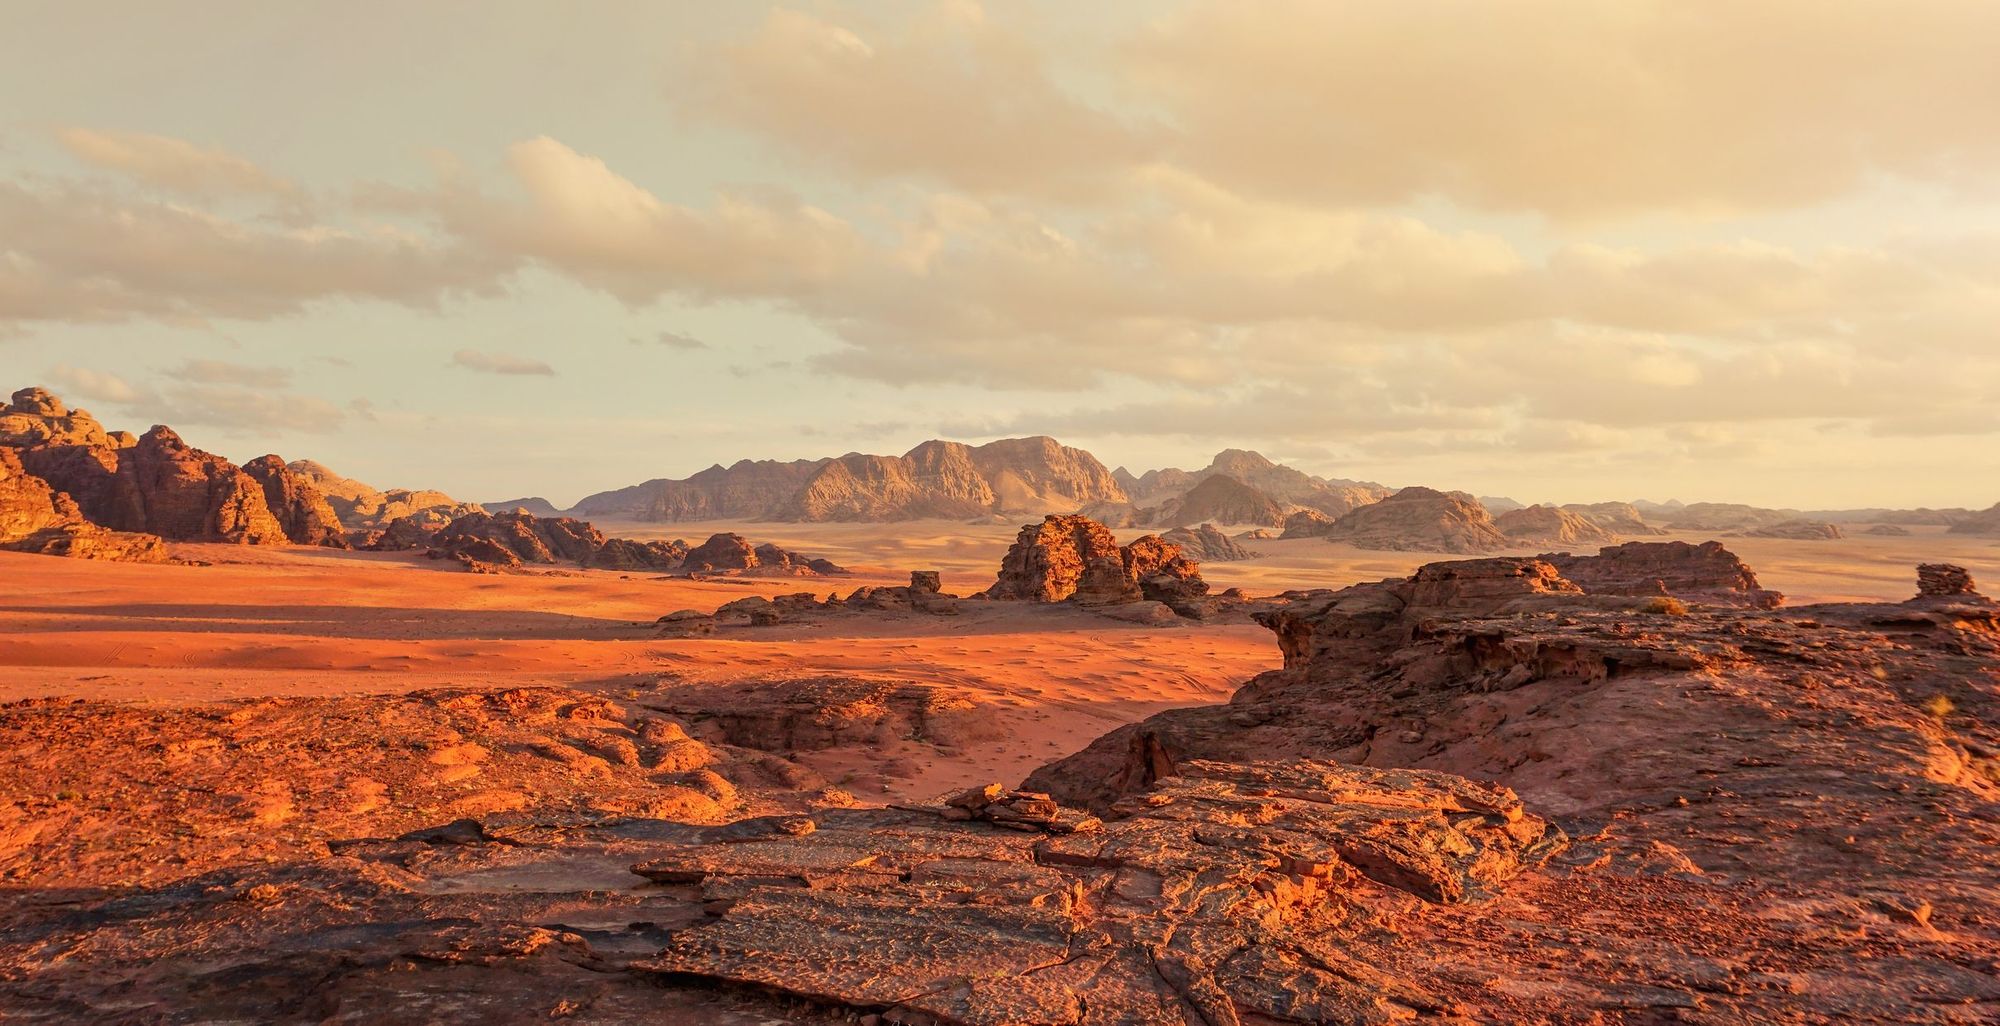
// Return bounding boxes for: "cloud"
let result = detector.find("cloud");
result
[55,127,299,199]
[652,330,708,350]
[160,358,292,388]
[451,348,556,376]
[674,4,1159,198]
[0,176,514,328]
[45,365,146,404]
[45,364,345,433]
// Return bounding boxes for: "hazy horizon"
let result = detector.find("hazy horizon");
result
[6,2,1998,509]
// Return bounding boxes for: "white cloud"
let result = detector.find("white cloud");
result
[451,348,556,376]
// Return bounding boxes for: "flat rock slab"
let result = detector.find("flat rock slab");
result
[636,759,1562,1025]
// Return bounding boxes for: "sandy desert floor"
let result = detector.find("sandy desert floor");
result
[3,522,1991,805]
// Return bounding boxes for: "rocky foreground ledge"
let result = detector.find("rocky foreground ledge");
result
[0,557,1995,1024]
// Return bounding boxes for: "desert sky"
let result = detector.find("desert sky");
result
[2,1,1996,508]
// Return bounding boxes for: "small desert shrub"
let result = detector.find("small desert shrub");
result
[1640,596,1690,616]
[1922,694,1956,720]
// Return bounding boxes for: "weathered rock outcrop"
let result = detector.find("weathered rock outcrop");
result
[1664,501,1799,531]
[1493,503,1617,546]
[0,447,80,542]
[985,514,1139,604]
[241,455,348,547]
[1320,486,1507,553]
[426,510,607,570]
[1864,523,1912,536]
[22,426,289,544]
[1160,522,1257,561]
[480,496,563,517]
[671,532,843,576]
[1914,563,1981,600]
[1544,540,1783,608]
[0,387,117,448]
[635,760,1561,1024]
[3,522,170,562]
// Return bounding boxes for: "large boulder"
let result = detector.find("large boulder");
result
[986,514,1141,605]
[0,447,81,542]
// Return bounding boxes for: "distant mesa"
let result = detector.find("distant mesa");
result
[482,496,563,517]
[417,508,842,578]
[573,435,1125,523]
[1946,501,2000,536]
[1740,519,1843,540]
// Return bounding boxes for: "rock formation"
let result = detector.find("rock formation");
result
[1492,503,1617,546]
[1152,473,1288,526]
[1128,449,1389,518]
[21,426,289,544]
[1743,518,1844,540]
[480,496,563,517]
[241,455,348,547]
[1864,523,1912,536]
[573,436,1127,523]
[675,532,842,576]
[1319,486,1507,553]
[0,447,79,542]
[287,459,483,532]
[1160,522,1257,561]
[984,515,1212,617]
[1663,501,1800,531]
[985,514,1139,604]
[1946,501,2000,536]
[1278,507,1335,538]
[1560,500,1666,535]
[1544,540,1783,608]
[1915,563,1980,599]
[426,510,608,571]
[0,386,116,448]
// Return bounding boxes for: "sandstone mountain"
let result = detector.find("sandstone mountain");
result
[1319,486,1508,553]
[1151,474,1289,526]
[480,496,563,517]
[241,455,347,547]
[1127,448,1389,518]
[287,459,483,532]
[574,436,1125,523]
[1560,500,1665,535]
[1492,503,1616,547]
[1947,501,2000,536]
[1743,518,1844,540]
